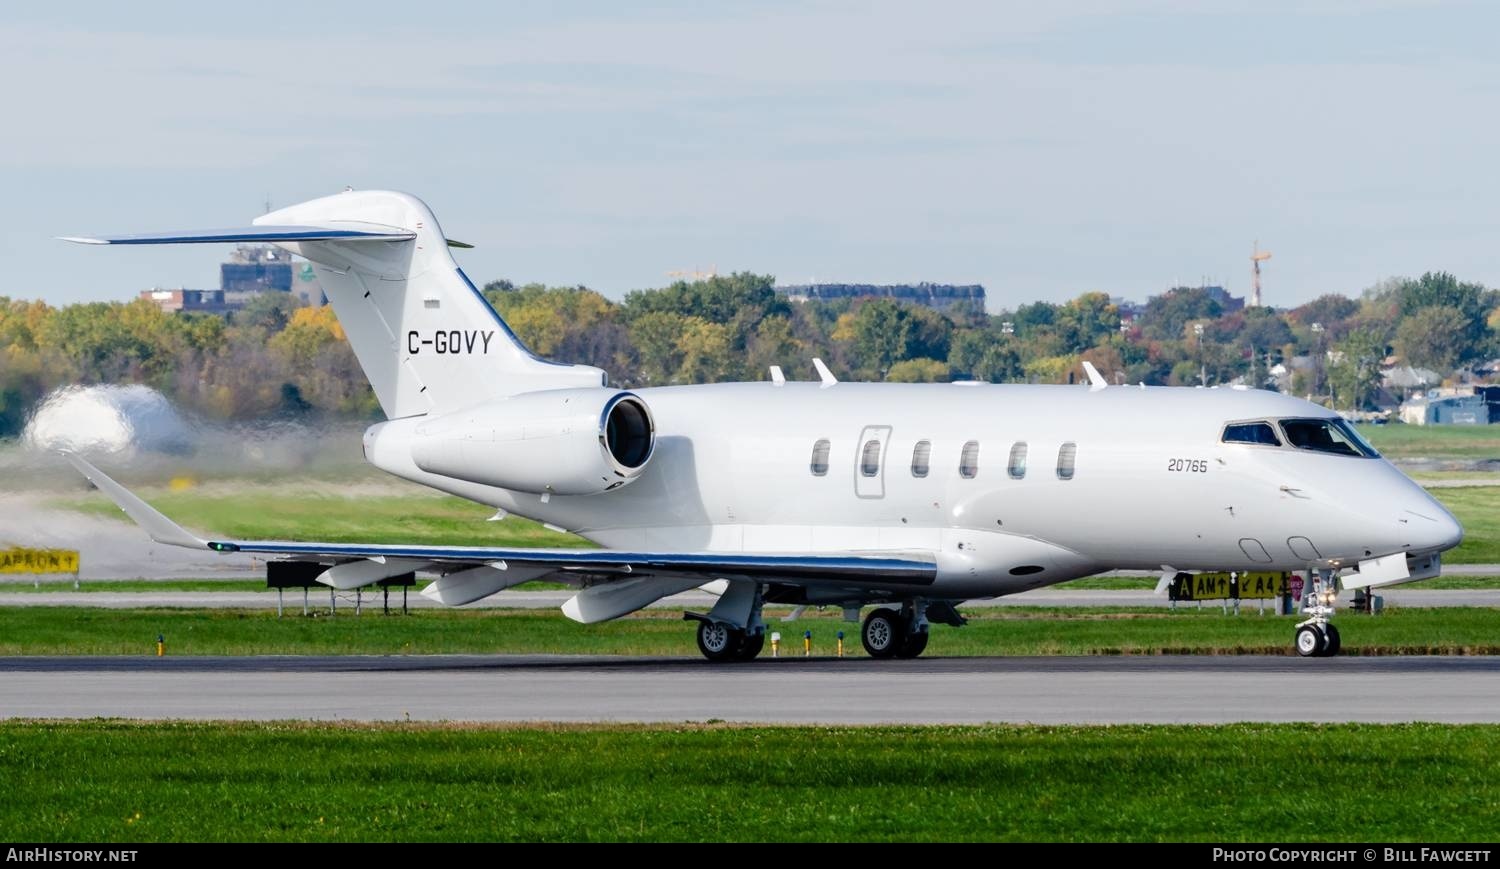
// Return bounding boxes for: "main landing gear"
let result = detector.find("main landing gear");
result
[686,581,767,662]
[861,604,930,660]
[687,589,953,661]
[694,619,766,663]
[1294,571,1342,658]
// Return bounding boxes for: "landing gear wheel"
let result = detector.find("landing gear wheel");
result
[862,608,905,659]
[1294,570,1342,658]
[895,628,929,659]
[737,631,766,661]
[1295,624,1325,658]
[697,620,746,662]
[1321,624,1341,657]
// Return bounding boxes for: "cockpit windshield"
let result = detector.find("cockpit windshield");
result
[1222,421,1282,446]
[1279,418,1380,458]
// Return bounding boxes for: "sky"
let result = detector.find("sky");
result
[4,0,1498,312]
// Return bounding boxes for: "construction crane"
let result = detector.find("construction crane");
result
[666,265,718,281]
[1251,242,1272,307]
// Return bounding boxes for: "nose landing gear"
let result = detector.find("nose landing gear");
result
[1293,571,1342,657]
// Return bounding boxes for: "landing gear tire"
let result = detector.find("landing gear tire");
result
[1321,624,1341,657]
[697,620,746,662]
[1295,624,1326,658]
[862,608,905,659]
[895,628,929,659]
[737,630,766,661]
[1294,570,1341,658]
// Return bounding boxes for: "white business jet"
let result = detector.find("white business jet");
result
[62,190,1463,659]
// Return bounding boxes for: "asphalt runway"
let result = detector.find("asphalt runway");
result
[4,655,1499,724]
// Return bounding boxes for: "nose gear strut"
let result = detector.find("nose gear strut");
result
[1293,569,1341,657]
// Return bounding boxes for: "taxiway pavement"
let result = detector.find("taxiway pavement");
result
[4,655,1497,724]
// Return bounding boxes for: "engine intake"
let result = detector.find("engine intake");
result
[408,388,655,496]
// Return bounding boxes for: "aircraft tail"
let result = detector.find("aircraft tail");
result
[65,189,605,419]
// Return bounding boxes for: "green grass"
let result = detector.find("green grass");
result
[3,606,1498,657]
[1361,423,1500,461]
[1429,487,1500,563]
[66,489,588,548]
[1414,575,1500,589]
[1059,575,1156,589]
[1411,470,1500,482]
[1,721,1496,841]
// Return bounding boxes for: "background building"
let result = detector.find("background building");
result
[775,282,985,312]
[140,245,324,313]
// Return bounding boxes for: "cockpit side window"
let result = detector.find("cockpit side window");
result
[1280,418,1380,458]
[1222,421,1281,447]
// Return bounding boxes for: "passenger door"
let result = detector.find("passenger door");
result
[854,425,893,499]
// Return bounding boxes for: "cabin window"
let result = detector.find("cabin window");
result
[911,440,931,477]
[810,439,830,476]
[1280,418,1380,458]
[1007,442,1028,479]
[860,440,882,477]
[959,441,980,479]
[1056,442,1077,480]
[1222,421,1281,446]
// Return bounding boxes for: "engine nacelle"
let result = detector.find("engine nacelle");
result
[407,388,654,496]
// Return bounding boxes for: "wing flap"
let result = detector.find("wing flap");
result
[222,540,936,584]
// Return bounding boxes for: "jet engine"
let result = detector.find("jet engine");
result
[408,388,654,496]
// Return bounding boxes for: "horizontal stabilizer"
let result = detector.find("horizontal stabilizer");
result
[59,225,416,245]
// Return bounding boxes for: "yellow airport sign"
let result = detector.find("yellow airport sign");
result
[1170,571,1289,601]
[0,547,80,574]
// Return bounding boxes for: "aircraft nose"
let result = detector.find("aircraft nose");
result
[1402,498,1463,554]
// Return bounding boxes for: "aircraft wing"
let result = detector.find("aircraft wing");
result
[63,453,937,614]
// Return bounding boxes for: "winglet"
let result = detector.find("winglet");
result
[1082,360,1108,391]
[60,452,209,550]
[1154,566,1177,596]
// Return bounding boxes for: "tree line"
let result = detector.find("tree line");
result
[0,269,1494,436]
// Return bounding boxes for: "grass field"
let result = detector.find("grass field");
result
[1,721,1496,842]
[1429,487,1500,563]
[1360,423,1500,461]
[3,606,1497,657]
[66,489,587,549]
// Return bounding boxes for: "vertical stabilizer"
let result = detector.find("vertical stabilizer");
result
[258,190,603,418]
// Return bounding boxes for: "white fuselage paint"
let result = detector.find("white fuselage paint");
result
[363,380,1463,600]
